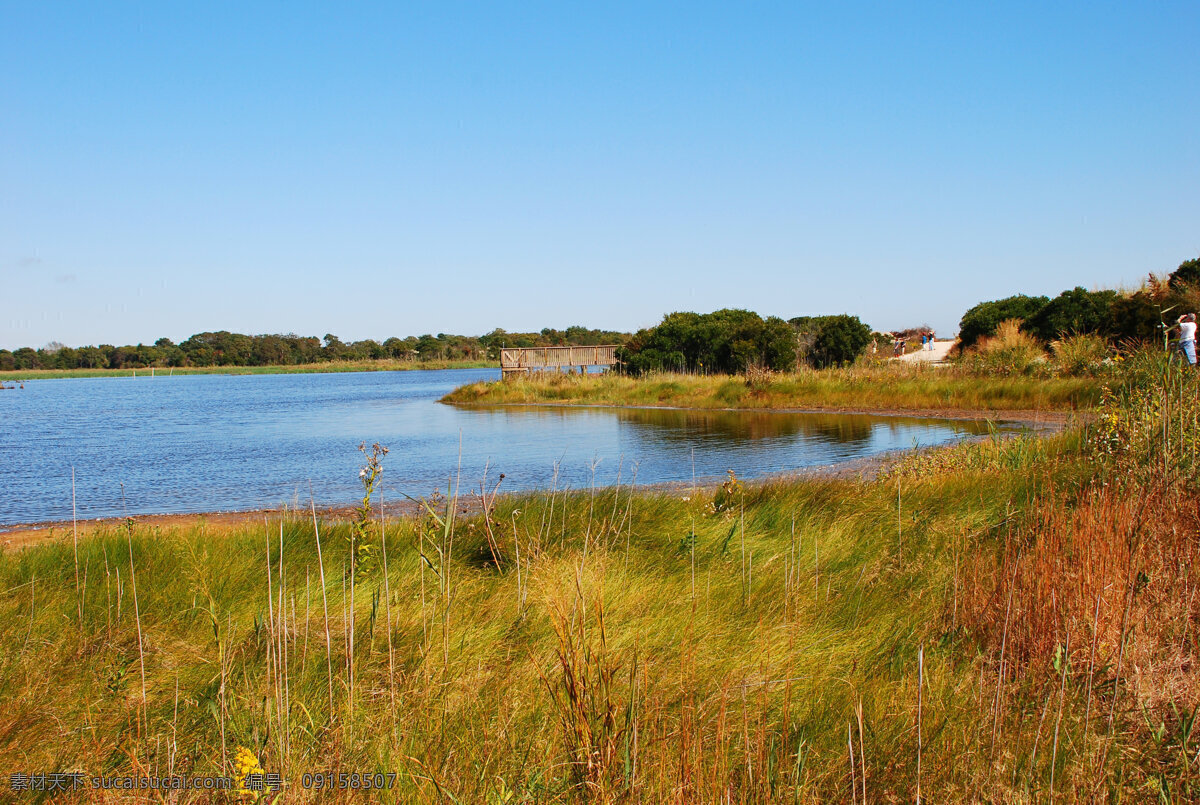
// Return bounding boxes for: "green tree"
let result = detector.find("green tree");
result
[958,295,1050,350]
[415,334,441,359]
[12,348,38,369]
[619,309,794,375]
[1169,256,1200,289]
[54,346,79,369]
[76,346,105,368]
[1024,287,1118,342]
[791,314,873,368]
[251,335,290,366]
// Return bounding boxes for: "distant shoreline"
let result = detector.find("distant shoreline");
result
[0,358,495,381]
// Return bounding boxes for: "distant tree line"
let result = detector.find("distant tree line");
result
[958,255,1200,349]
[0,326,631,371]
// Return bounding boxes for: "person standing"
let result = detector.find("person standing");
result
[1177,313,1197,366]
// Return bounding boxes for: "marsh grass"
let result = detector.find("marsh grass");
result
[0,352,1192,802]
[1049,334,1111,377]
[443,362,1101,414]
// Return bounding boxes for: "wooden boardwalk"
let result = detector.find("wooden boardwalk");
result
[500,345,620,378]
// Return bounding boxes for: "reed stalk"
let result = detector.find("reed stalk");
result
[127,520,147,735]
[309,492,336,721]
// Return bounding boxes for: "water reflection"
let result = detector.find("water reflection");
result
[0,369,1013,525]
[485,404,993,447]
[453,403,1003,489]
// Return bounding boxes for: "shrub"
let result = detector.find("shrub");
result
[1023,286,1118,342]
[1102,273,1200,346]
[790,314,873,369]
[957,295,1049,350]
[743,364,776,389]
[1050,333,1109,376]
[961,319,1046,375]
[618,309,796,375]
[1168,256,1200,289]
[1107,288,1162,343]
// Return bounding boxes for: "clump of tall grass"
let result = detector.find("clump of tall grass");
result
[1089,347,1200,483]
[881,428,1078,481]
[1050,333,1111,376]
[960,319,1047,376]
[742,364,777,390]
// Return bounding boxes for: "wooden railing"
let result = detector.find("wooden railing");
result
[500,345,620,377]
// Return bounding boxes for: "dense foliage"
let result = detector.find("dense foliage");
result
[618,309,796,375]
[1168,255,1200,289]
[956,294,1050,349]
[1022,286,1118,342]
[960,255,1200,351]
[0,326,630,371]
[789,314,873,368]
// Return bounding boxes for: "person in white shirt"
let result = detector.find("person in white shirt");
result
[1176,313,1197,366]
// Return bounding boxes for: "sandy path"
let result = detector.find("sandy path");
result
[898,339,954,363]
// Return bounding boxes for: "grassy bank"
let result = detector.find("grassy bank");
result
[0,358,493,381]
[442,364,1104,414]
[0,353,1193,802]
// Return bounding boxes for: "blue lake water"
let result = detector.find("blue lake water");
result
[0,368,1007,526]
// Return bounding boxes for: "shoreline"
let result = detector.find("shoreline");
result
[0,425,1056,550]
[0,359,495,382]
[446,399,1082,426]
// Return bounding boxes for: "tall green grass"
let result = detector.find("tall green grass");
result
[0,472,1037,802]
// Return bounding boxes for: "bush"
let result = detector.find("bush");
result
[743,364,777,389]
[1168,256,1200,289]
[1107,289,1162,343]
[961,319,1046,376]
[1050,333,1109,376]
[1023,286,1118,342]
[957,295,1049,350]
[618,309,796,376]
[790,314,873,368]
[1108,273,1200,345]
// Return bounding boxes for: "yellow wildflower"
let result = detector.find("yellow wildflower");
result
[233,745,265,798]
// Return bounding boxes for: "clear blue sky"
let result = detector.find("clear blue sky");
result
[2,1,1197,349]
